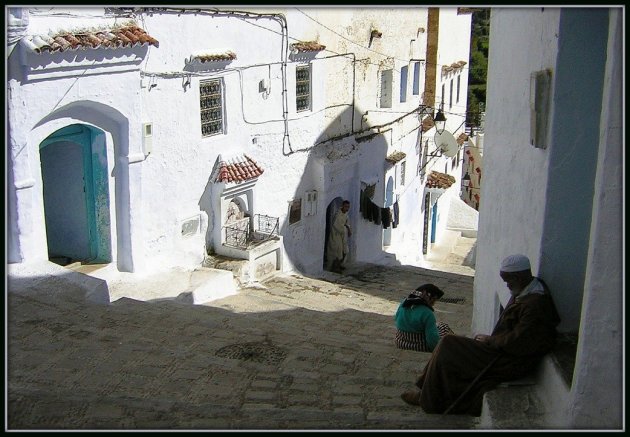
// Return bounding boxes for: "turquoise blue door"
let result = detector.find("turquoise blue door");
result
[40,124,111,264]
[430,202,438,243]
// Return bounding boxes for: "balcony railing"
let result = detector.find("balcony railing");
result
[223,214,279,249]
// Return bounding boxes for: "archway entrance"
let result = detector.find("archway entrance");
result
[323,197,344,270]
[39,124,112,265]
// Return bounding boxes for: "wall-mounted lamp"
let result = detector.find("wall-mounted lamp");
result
[433,109,447,135]
[462,171,471,187]
[418,105,448,135]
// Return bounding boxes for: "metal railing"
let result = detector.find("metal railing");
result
[223,214,279,249]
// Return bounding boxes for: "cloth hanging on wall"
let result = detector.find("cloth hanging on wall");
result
[393,201,399,228]
[382,207,392,229]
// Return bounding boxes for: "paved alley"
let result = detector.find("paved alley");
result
[7,262,478,430]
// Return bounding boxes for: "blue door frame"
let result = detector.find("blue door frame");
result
[430,202,438,243]
[40,124,111,263]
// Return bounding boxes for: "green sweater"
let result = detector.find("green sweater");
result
[394,299,441,351]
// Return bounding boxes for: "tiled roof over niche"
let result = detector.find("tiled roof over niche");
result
[211,154,264,184]
[23,24,159,54]
[426,171,456,189]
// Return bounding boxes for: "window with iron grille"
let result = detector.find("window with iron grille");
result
[200,79,224,137]
[296,65,311,111]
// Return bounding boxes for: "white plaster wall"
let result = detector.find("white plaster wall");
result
[446,195,479,232]
[472,8,561,334]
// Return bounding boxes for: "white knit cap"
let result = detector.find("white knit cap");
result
[500,254,531,272]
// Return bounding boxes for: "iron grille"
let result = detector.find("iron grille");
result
[296,65,310,111]
[200,79,223,137]
[222,214,279,249]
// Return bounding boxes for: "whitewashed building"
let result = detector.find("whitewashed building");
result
[473,7,623,429]
[7,6,472,280]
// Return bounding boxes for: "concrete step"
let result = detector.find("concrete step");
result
[478,384,546,429]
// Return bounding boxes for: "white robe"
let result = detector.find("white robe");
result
[327,210,350,266]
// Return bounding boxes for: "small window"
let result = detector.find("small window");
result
[200,79,224,137]
[289,198,302,224]
[296,65,311,111]
[412,61,421,95]
[449,79,453,109]
[380,69,393,108]
[456,75,461,103]
[400,65,408,103]
[441,83,445,109]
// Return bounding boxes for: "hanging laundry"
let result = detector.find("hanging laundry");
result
[393,201,399,228]
[360,189,370,220]
[372,200,382,225]
[382,207,392,229]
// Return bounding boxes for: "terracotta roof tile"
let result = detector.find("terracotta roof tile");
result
[190,51,237,63]
[24,24,159,54]
[290,41,326,53]
[426,171,456,189]
[211,153,264,184]
[442,60,468,74]
[456,133,469,145]
[385,151,406,163]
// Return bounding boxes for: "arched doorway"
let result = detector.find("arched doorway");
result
[323,197,344,270]
[39,124,112,265]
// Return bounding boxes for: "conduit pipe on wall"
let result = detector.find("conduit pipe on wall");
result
[122,7,293,154]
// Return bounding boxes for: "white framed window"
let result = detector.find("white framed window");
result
[200,79,224,137]
[400,65,408,103]
[380,69,393,108]
[296,64,311,112]
[412,61,421,95]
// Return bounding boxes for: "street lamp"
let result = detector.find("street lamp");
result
[418,105,448,135]
[462,171,471,187]
[433,109,447,135]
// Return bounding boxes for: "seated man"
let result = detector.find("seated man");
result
[394,284,454,352]
[401,254,560,416]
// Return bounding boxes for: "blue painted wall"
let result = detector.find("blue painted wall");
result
[539,8,609,331]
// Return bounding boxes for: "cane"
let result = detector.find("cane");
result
[443,353,502,415]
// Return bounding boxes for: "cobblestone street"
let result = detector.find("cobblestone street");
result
[7,262,478,430]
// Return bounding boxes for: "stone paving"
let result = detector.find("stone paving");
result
[7,261,478,430]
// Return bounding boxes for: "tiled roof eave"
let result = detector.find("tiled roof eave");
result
[26,25,159,54]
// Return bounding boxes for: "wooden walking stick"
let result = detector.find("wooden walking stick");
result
[443,353,503,415]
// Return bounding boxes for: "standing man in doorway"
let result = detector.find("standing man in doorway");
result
[326,200,351,273]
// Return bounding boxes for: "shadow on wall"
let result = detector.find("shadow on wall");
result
[279,103,402,276]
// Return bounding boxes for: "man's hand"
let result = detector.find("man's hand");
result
[474,334,491,343]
